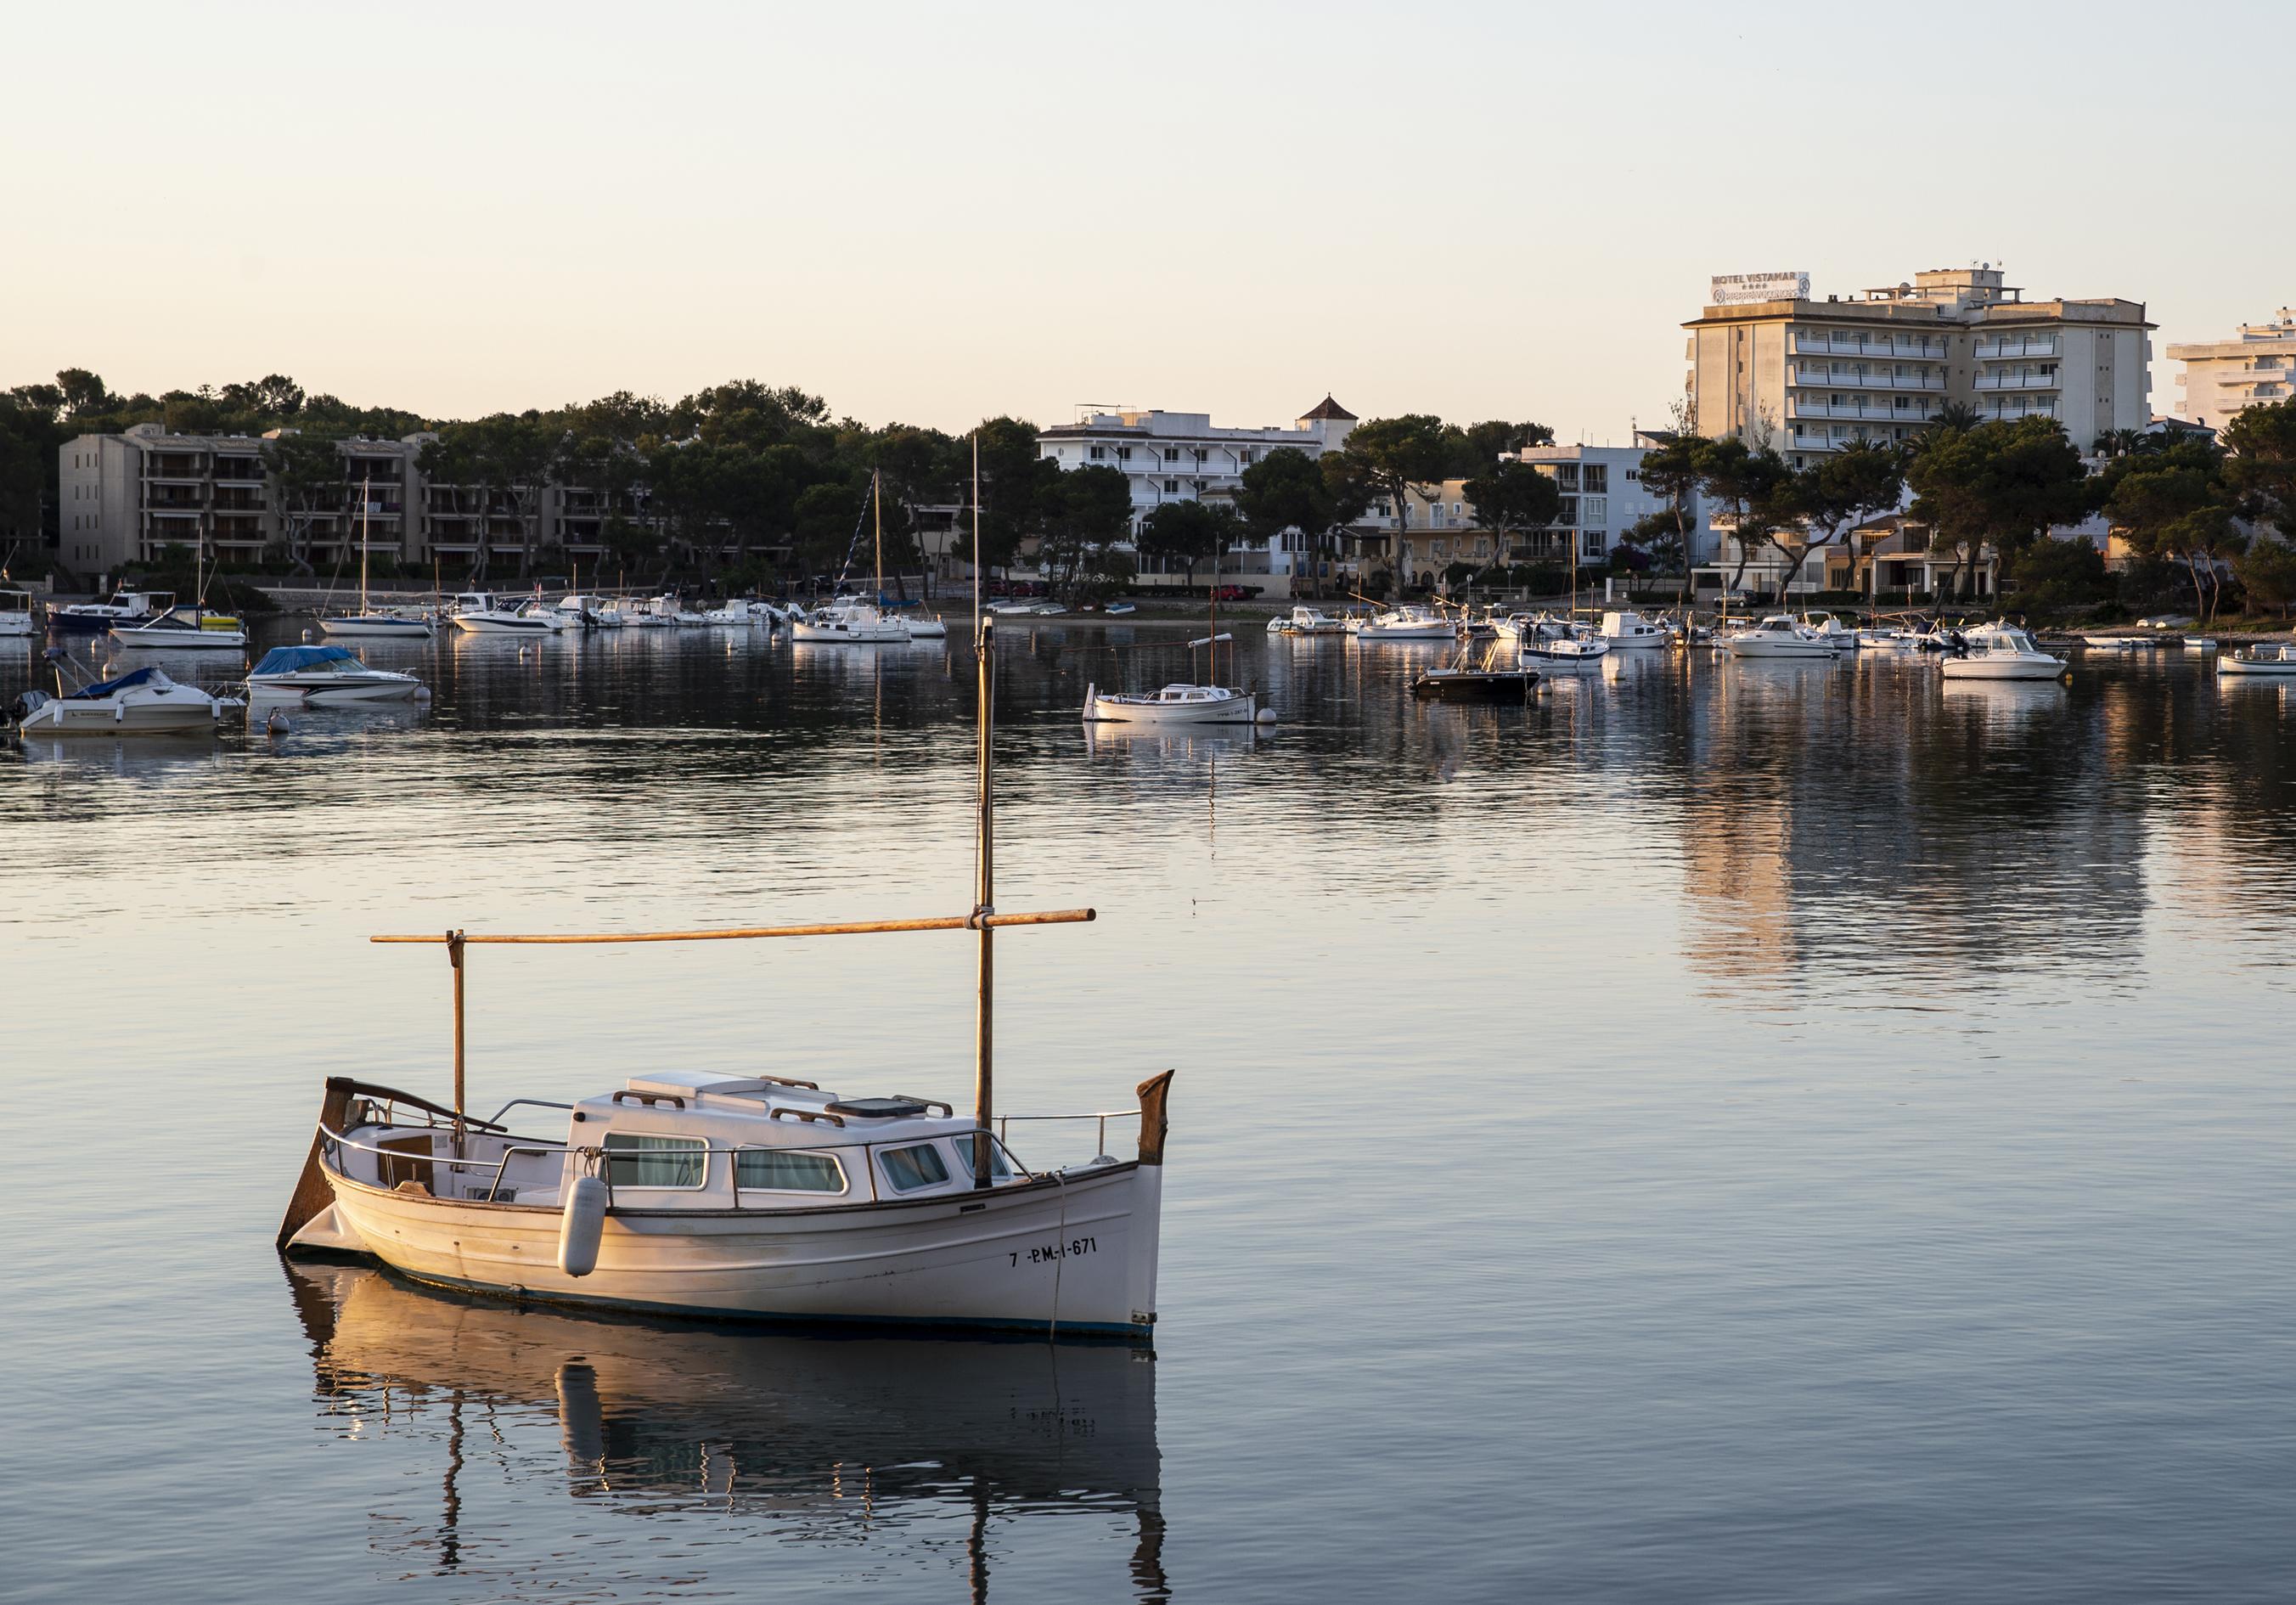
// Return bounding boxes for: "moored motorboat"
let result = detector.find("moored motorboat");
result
[2217,644,2296,677]
[0,588,37,637]
[2184,636,2219,652]
[1269,605,1346,636]
[1940,622,2068,681]
[450,592,557,635]
[1600,610,1669,649]
[246,645,424,704]
[1348,604,1455,640]
[1798,611,1860,650]
[792,601,909,643]
[46,589,173,634]
[12,662,241,735]
[1725,615,1837,658]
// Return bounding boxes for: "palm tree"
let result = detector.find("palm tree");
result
[1927,401,1982,434]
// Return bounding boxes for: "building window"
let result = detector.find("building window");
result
[1164,479,1179,494]
[1239,448,1255,463]
[1554,464,1580,490]
[1624,469,1640,482]
[1117,447,1132,460]
[1582,532,1607,557]
[1192,448,1208,462]
[1580,465,1607,493]
[1089,446,1106,460]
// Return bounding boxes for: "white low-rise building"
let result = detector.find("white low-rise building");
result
[1036,397,1358,584]
[2168,309,2296,431]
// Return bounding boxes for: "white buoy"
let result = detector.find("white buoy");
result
[301,628,313,642]
[558,1174,609,1277]
[265,708,290,736]
[1256,706,1278,724]
[413,685,432,703]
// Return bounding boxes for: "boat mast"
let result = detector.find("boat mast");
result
[971,436,995,1187]
[872,468,884,606]
[358,470,372,617]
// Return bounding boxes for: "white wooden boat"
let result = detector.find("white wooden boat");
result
[1348,604,1455,640]
[2184,637,2219,652]
[1940,622,2068,681]
[13,663,241,734]
[247,645,423,704]
[0,588,37,637]
[1600,610,1669,649]
[1083,682,1259,724]
[281,513,1173,1338]
[2082,634,2143,651]
[450,592,556,635]
[110,607,249,650]
[1518,618,1610,668]
[1725,616,1837,658]
[2217,644,2296,677]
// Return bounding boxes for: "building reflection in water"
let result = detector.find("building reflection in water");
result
[286,1263,1167,1602]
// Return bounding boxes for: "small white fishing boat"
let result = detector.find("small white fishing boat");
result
[1940,622,2068,681]
[1858,627,1907,648]
[901,614,948,639]
[701,602,751,626]
[1103,601,1137,617]
[1518,617,1611,668]
[450,592,557,635]
[279,471,1174,1338]
[1083,682,1260,724]
[2082,634,2143,651]
[0,588,37,637]
[1600,610,1669,649]
[1348,604,1455,640]
[12,663,242,735]
[2217,644,2296,677]
[247,645,424,705]
[1725,616,1837,659]
[2184,636,2219,652]
[1033,602,1070,616]
[110,606,249,650]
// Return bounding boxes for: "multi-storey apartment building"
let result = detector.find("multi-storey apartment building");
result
[1685,267,2153,466]
[2167,309,2296,429]
[59,424,276,575]
[1036,397,1358,582]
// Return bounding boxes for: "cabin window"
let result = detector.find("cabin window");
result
[602,1132,706,1188]
[951,1135,1013,1180]
[879,1142,950,1193]
[735,1148,847,1193]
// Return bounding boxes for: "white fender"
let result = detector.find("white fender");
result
[558,1174,609,1277]
[1083,681,1096,721]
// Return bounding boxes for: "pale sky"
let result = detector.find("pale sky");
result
[6,1,2282,441]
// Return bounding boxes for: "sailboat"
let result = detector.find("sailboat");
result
[277,436,1173,1338]
[1516,531,1607,668]
[110,529,249,649]
[793,470,924,643]
[319,472,435,639]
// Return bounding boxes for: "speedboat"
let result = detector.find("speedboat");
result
[1083,682,1261,724]
[449,592,556,635]
[12,663,242,735]
[1725,616,1837,658]
[1269,606,1346,636]
[1348,604,1455,640]
[792,602,909,644]
[279,597,1173,1340]
[246,645,424,705]
[1600,610,1669,649]
[552,594,617,630]
[2217,644,2296,677]
[0,588,36,637]
[1798,612,1859,650]
[46,589,173,634]
[1940,622,2068,681]
[110,606,249,650]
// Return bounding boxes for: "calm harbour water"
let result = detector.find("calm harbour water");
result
[3,619,2293,1603]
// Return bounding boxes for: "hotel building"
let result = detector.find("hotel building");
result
[2167,309,2296,429]
[1685,267,2153,467]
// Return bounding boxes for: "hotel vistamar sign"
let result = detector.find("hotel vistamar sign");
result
[1709,271,1809,305]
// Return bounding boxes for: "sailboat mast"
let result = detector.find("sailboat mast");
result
[873,468,884,604]
[971,436,996,1187]
[358,470,372,617]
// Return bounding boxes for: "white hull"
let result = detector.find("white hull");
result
[1084,685,1260,724]
[1940,656,2065,681]
[453,614,555,635]
[1726,638,1835,658]
[318,616,436,639]
[249,676,421,704]
[110,626,248,650]
[311,1158,1162,1337]
[2218,656,2296,677]
[903,618,948,639]
[0,616,34,637]
[1351,624,1455,640]
[792,622,909,643]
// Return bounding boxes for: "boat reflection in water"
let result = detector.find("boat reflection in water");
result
[287,1262,1168,1600]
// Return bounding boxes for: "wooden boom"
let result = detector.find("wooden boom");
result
[370,909,1095,945]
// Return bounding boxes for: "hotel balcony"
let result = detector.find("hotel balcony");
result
[1790,368,1945,392]
[1787,399,1932,422]
[1790,332,1950,360]
[1980,399,2058,421]
[1972,370,2062,391]
[1972,336,2059,360]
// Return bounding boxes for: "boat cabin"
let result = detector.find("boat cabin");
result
[325,1067,1031,1213]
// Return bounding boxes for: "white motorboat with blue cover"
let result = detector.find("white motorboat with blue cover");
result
[279,442,1173,1339]
[13,661,242,735]
[247,645,425,704]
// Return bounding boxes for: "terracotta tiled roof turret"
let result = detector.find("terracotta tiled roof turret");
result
[1299,395,1357,421]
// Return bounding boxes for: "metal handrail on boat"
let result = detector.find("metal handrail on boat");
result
[998,1107,1142,1157]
